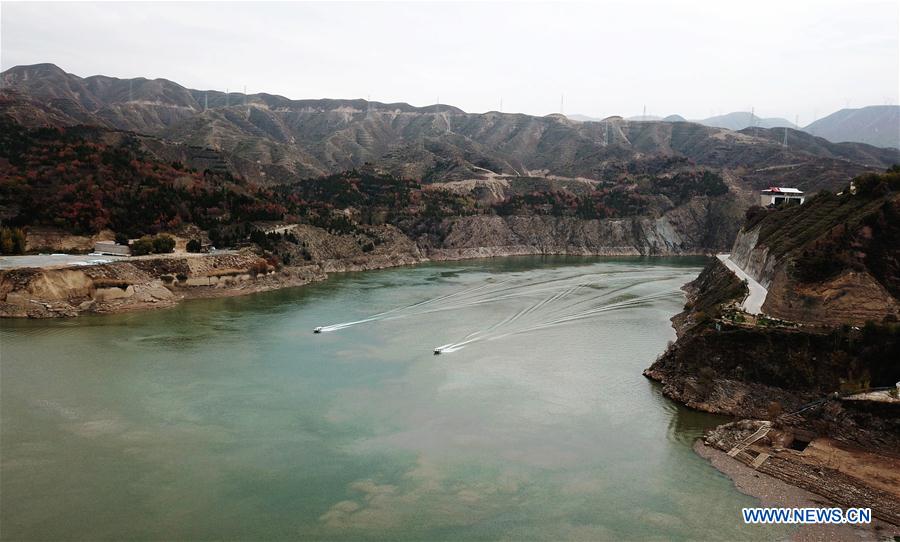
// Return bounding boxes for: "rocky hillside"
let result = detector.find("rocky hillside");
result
[645,169,900,421]
[0,111,745,258]
[634,167,900,526]
[2,64,896,190]
[730,169,900,325]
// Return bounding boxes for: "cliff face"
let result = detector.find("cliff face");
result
[1,200,731,318]
[729,177,900,325]
[426,199,734,259]
[0,224,426,318]
[645,171,900,429]
[729,226,777,287]
[644,258,900,420]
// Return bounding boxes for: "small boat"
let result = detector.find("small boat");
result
[433,348,442,355]
[313,327,323,334]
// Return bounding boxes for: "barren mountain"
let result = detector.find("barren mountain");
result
[804,105,900,149]
[697,111,797,131]
[2,63,897,190]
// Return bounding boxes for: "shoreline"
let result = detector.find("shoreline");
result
[0,248,714,319]
[7,245,898,539]
[694,440,900,541]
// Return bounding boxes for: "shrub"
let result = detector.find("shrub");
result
[0,227,26,254]
[152,235,176,254]
[249,260,269,277]
[186,239,202,253]
[114,232,129,245]
[130,237,154,256]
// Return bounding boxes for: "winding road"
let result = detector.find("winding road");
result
[717,254,768,315]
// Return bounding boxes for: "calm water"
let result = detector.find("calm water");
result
[1,256,789,541]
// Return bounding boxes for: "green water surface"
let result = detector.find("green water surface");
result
[0,256,789,541]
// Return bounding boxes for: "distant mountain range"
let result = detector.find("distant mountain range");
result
[570,111,796,129]
[570,107,899,149]
[697,112,797,131]
[1,63,897,192]
[805,106,900,150]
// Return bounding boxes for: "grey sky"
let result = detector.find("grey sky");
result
[2,1,898,124]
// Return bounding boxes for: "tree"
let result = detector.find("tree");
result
[186,239,202,253]
[0,227,26,255]
[131,237,154,256]
[114,232,129,245]
[152,235,176,254]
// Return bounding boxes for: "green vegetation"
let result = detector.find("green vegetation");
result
[130,235,176,256]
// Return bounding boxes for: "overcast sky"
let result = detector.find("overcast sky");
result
[2,1,898,124]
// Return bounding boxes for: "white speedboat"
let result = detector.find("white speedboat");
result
[313,327,323,334]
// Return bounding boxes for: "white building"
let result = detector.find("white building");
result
[94,241,131,256]
[760,187,805,207]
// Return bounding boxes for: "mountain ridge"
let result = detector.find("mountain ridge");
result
[2,63,897,191]
[805,105,900,150]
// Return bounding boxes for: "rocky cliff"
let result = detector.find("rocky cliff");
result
[644,170,900,469]
[1,200,734,318]
[730,174,900,325]
[426,196,736,259]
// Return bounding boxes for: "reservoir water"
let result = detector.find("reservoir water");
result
[1,256,789,540]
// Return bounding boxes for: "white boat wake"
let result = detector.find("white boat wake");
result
[312,265,684,355]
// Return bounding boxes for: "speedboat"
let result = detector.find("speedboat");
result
[433,347,442,355]
[313,326,323,334]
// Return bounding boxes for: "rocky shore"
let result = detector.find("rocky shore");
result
[0,219,716,319]
[694,440,900,541]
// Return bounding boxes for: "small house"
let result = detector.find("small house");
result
[760,187,804,207]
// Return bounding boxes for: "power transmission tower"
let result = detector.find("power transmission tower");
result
[751,106,757,137]
[204,91,208,111]
[560,93,564,115]
[783,127,788,147]
[225,88,229,108]
[642,104,647,120]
